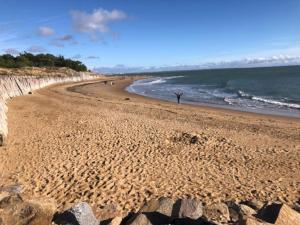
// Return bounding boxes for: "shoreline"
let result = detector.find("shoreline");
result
[117,77,300,122]
[0,77,299,214]
[124,76,300,119]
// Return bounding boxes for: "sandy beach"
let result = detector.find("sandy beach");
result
[0,77,299,215]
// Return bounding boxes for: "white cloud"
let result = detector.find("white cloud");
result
[87,56,100,59]
[94,55,300,74]
[38,26,55,36]
[27,45,46,53]
[71,8,127,34]
[50,34,78,47]
[4,48,20,55]
[57,34,73,41]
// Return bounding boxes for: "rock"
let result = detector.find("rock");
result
[0,192,23,208]
[0,134,3,146]
[124,98,130,100]
[54,202,99,225]
[140,197,174,217]
[0,193,56,225]
[172,133,200,145]
[274,204,300,225]
[203,202,230,223]
[137,197,174,225]
[240,204,257,217]
[227,201,258,223]
[28,91,32,94]
[257,203,300,224]
[107,216,123,225]
[97,203,123,221]
[0,184,22,194]
[294,203,300,213]
[243,200,264,211]
[229,204,257,225]
[190,136,199,144]
[256,203,281,223]
[126,214,152,225]
[226,201,241,223]
[242,216,272,225]
[173,198,203,220]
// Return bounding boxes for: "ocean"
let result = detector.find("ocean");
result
[126,65,300,117]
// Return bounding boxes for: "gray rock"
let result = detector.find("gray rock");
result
[240,204,257,217]
[226,201,241,223]
[140,197,174,217]
[127,214,152,225]
[173,198,203,220]
[137,197,174,225]
[227,201,257,223]
[0,184,22,194]
[203,202,230,223]
[54,202,99,225]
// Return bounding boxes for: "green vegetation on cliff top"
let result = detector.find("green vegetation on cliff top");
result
[0,53,87,72]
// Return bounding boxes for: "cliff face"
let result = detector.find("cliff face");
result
[0,72,99,142]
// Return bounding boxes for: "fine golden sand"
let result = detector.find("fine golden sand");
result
[0,77,299,215]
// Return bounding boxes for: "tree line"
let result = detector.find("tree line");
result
[0,53,87,72]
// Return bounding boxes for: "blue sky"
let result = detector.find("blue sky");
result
[1,0,300,73]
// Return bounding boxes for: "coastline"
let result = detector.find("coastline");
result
[119,77,300,122]
[0,77,299,215]
[125,77,300,119]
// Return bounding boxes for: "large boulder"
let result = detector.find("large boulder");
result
[135,197,174,224]
[257,203,300,225]
[54,202,99,225]
[0,192,56,225]
[203,202,230,223]
[227,201,257,222]
[274,204,300,225]
[173,198,203,220]
[140,197,174,217]
[126,214,153,225]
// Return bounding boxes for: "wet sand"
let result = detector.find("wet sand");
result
[0,77,299,215]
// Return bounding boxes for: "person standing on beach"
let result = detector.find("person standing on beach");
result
[175,92,183,104]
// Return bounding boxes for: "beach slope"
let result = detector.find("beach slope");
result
[0,77,299,213]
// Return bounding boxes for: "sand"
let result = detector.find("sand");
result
[0,77,299,215]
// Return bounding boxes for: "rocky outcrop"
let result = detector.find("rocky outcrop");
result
[0,72,99,144]
[53,202,99,225]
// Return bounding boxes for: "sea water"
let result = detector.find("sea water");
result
[126,66,300,117]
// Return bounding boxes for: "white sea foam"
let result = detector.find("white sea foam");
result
[236,90,300,109]
[252,96,300,109]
